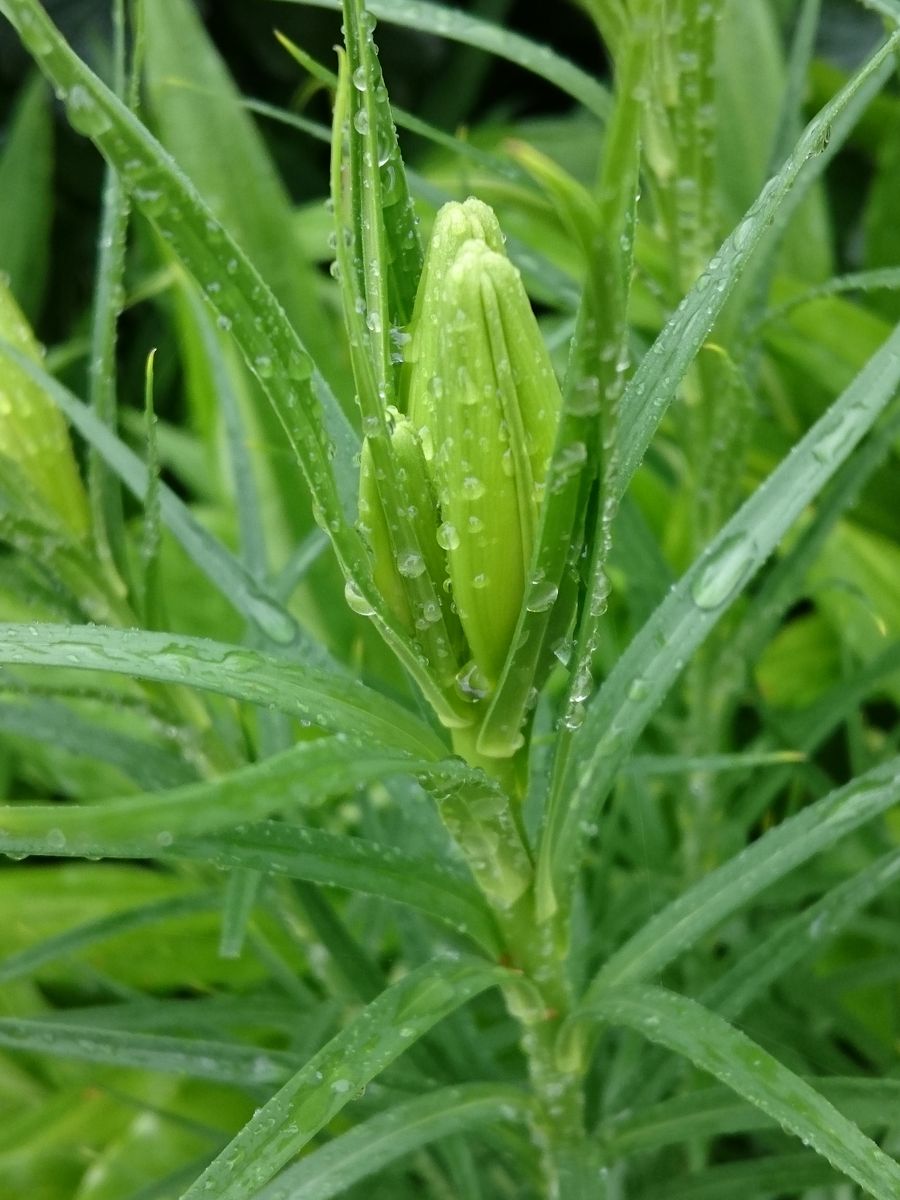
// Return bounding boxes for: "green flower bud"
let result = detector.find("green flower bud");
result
[0,281,89,538]
[407,202,562,690]
[358,413,464,659]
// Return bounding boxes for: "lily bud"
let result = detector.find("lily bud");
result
[358,413,464,656]
[0,281,89,538]
[408,203,562,690]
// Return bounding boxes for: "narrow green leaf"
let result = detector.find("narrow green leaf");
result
[537,320,900,919]
[217,868,262,961]
[0,73,52,316]
[86,0,132,589]
[144,0,344,385]
[638,1153,836,1200]
[586,757,900,995]
[599,1078,900,1160]
[180,959,508,1199]
[0,693,193,789]
[578,985,900,1200]
[0,624,447,758]
[289,0,612,121]
[0,1020,298,1086]
[172,823,500,953]
[705,848,900,1017]
[253,1084,533,1200]
[0,0,364,576]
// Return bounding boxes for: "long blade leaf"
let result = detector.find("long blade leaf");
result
[578,985,900,1199]
[180,959,507,1199]
[536,319,900,919]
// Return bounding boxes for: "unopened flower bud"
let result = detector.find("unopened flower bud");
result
[0,281,89,538]
[358,413,464,655]
[408,202,562,689]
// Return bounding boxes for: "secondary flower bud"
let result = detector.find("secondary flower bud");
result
[408,203,562,689]
[0,281,89,538]
[358,413,464,655]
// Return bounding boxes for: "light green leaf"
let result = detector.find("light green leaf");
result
[578,985,900,1200]
[180,959,508,1199]
[0,804,500,952]
[0,738,425,847]
[173,823,500,953]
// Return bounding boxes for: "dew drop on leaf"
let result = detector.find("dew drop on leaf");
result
[690,532,757,610]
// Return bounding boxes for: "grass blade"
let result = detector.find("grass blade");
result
[577,985,900,1199]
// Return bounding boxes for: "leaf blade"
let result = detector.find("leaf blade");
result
[580,985,900,1200]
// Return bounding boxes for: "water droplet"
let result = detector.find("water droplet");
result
[45,828,67,852]
[133,186,166,217]
[455,661,490,701]
[353,109,370,135]
[344,579,376,617]
[562,702,585,731]
[254,355,274,379]
[462,476,485,499]
[552,637,572,665]
[64,84,111,136]
[690,533,757,610]
[437,523,460,551]
[352,66,368,91]
[396,551,426,578]
[525,579,559,613]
